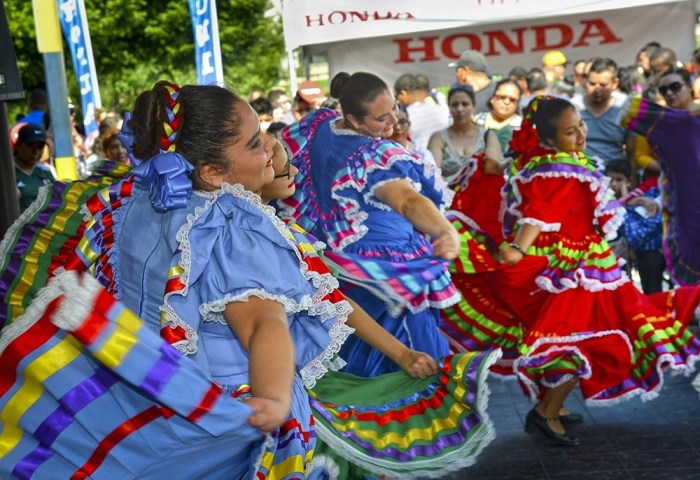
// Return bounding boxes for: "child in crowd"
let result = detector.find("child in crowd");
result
[605,160,665,293]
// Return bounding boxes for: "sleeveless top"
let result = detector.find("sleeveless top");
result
[439,125,487,181]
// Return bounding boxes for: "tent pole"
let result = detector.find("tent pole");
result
[287,48,298,96]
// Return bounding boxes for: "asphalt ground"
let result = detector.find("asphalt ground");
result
[442,325,700,480]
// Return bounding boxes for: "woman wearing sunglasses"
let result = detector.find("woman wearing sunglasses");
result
[476,78,524,152]
[388,104,438,167]
[620,68,700,287]
[658,68,697,112]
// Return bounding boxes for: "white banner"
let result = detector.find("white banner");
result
[311,1,695,90]
[282,0,683,51]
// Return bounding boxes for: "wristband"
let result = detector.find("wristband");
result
[508,242,527,256]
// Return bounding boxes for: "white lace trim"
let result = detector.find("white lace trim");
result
[79,202,92,222]
[322,355,347,372]
[199,289,353,326]
[49,271,104,332]
[330,145,453,251]
[159,304,199,355]
[251,434,276,479]
[513,330,632,401]
[329,117,367,137]
[534,268,630,293]
[447,210,484,233]
[520,217,561,232]
[196,183,289,238]
[163,183,287,353]
[307,454,340,480]
[513,328,698,406]
[314,349,502,478]
[599,202,626,241]
[447,156,479,190]
[364,178,423,212]
[0,183,52,271]
[300,319,354,389]
[197,288,354,389]
[105,193,128,300]
[0,269,67,354]
[587,350,700,407]
[278,169,369,252]
[80,184,112,223]
[507,162,625,241]
[164,183,355,372]
[616,96,634,126]
[0,271,103,355]
[692,371,700,395]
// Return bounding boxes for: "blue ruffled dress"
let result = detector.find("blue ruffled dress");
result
[278,108,460,376]
[65,170,355,479]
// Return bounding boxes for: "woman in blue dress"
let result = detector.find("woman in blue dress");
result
[278,71,461,377]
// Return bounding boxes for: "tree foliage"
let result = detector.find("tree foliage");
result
[4,0,286,121]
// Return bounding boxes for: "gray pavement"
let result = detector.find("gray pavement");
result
[446,340,700,480]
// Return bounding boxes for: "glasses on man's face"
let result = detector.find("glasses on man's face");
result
[494,94,518,103]
[274,158,292,179]
[658,81,685,96]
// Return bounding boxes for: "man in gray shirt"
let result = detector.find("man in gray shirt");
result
[448,50,496,114]
[570,57,634,169]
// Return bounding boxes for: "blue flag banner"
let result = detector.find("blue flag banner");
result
[58,0,101,138]
[188,0,224,85]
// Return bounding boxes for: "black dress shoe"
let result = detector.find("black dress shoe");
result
[525,408,579,446]
[559,411,584,425]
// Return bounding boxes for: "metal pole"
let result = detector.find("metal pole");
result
[0,102,20,239]
[0,0,22,238]
[32,0,77,180]
[43,54,76,180]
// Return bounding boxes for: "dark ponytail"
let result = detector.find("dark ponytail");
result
[129,81,247,185]
[331,71,389,119]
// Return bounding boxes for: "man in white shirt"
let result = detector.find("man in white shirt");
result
[394,73,450,149]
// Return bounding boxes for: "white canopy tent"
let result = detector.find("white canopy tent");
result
[281,0,696,91]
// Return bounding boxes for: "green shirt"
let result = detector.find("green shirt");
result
[15,164,55,212]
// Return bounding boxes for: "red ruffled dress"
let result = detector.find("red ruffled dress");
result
[445,151,700,405]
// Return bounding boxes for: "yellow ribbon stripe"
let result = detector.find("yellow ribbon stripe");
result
[319,355,476,448]
[323,402,468,448]
[7,183,94,321]
[75,236,100,267]
[260,452,306,479]
[167,265,185,281]
[0,335,82,455]
[90,308,143,369]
